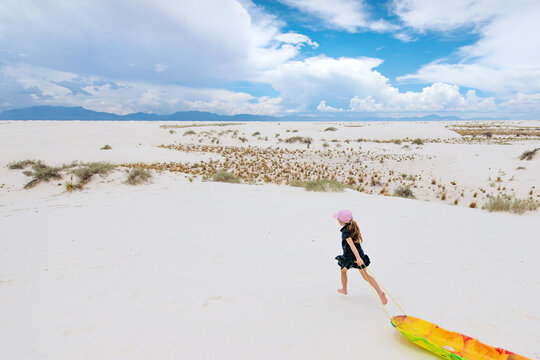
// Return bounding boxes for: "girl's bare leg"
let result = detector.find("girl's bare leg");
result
[338,268,348,294]
[360,269,388,305]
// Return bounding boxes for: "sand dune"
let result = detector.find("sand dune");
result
[0,120,539,359]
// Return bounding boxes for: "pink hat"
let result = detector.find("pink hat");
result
[333,209,353,223]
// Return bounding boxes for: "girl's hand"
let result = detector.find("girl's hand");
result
[355,259,364,266]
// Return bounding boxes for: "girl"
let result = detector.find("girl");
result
[333,209,388,305]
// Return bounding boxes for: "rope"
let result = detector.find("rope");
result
[358,265,407,320]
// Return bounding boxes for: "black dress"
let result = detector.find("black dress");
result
[335,226,370,269]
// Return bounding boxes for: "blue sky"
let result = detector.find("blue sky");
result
[1,0,539,118]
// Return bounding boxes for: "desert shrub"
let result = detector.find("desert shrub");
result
[238,137,248,143]
[289,179,305,187]
[284,136,312,144]
[7,159,41,169]
[125,168,152,185]
[324,127,338,131]
[252,131,261,136]
[484,132,493,138]
[23,163,63,189]
[519,148,539,160]
[183,130,196,136]
[169,130,175,134]
[485,195,539,214]
[213,171,241,183]
[322,142,329,148]
[412,138,424,145]
[100,144,112,150]
[72,162,116,185]
[304,179,347,192]
[393,186,414,198]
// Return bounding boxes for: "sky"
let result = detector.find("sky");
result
[1,0,539,119]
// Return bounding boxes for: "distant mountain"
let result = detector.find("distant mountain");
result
[0,105,498,122]
[0,106,277,121]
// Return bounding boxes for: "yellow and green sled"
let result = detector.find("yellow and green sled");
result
[391,315,530,360]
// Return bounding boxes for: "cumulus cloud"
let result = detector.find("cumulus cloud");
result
[0,0,315,84]
[0,63,282,115]
[349,83,496,112]
[279,0,398,33]
[258,55,389,111]
[393,0,540,96]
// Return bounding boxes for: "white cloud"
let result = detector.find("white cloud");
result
[0,63,282,115]
[274,32,319,48]
[500,92,540,111]
[279,0,398,33]
[258,55,389,111]
[0,0,315,84]
[391,0,505,33]
[349,83,496,112]
[316,100,339,112]
[393,0,540,95]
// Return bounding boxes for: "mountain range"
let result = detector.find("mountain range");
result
[0,105,481,122]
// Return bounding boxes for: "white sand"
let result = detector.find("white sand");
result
[1,120,539,359]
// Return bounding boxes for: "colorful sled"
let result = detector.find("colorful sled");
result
[391,315,530,360]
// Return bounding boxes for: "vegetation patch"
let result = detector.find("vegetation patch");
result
[393,186,415,198]
[23,162,63,189]
[324,127,338,131]
[519,148,540,160]
[284,136,313,144]
[212,171,241,183]
[484,195,539,214]
[304,179,348,192]
[125,168,152,185]
[100,144,112,150]
[72,162,116,186]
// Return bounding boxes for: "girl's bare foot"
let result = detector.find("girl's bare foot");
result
[380,292,388,305]
[337,289,348,295]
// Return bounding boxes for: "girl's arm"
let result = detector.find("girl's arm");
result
[345,237,364,265]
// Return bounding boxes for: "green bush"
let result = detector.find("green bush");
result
[73,162,116,185]
[520,148,539,160]
[304,179,347,192]
[23,163,62,189]
[284,136,312,144]
[7,160,40,169]
[393,186,415,198]
[125,168,152,185]
[485,195,539,214]
[213,171,241,183]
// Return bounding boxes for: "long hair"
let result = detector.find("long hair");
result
[346,220,363,243]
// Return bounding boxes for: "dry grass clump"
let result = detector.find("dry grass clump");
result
[484,195,539,214]
[284,136,313,144]
[412,138,424,145]
[324,127,338,131]
[183,130,196,136]
[304,179,347,192]
[393,186,414,198]
[100,144,112,150]
[252,131,261,136]
[519,148,539,160]
[125,168,152,185]
[212,171,241,183]
[23,162,63,189]
[289,179,305,187]
[72,162,116,186]
[7,160,41,169]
